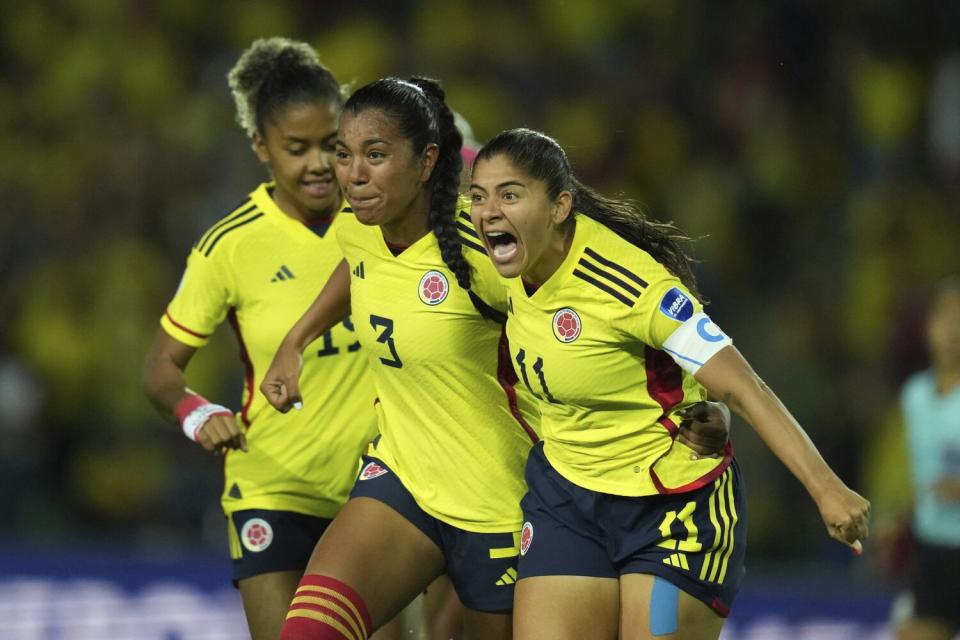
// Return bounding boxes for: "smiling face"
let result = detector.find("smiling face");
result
[334,108,437,238]
[253,99,340,221]
[469,153,572,283]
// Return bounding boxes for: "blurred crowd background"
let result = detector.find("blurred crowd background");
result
[2,0,958,595]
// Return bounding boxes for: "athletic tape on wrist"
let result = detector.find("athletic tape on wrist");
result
[174,395,233,442]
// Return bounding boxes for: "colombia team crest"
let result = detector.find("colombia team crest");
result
[520,521,534,555]
[359,461,388,480]
[240,517,274,553]
[552,308,582,343]
[418,270,449,306]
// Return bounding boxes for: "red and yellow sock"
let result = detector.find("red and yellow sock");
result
[280,574,372,640]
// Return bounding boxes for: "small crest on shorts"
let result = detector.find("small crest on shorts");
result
[418,270,449,306]
[240,517,273,553]
[360,461,388,480]
[552,308,582,343]
[520,521,534,556]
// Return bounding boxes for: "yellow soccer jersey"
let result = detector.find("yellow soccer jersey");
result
[161,183,377,519]
[337,203,538,532]
[503,214,731,497]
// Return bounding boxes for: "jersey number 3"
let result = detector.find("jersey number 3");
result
[370,315,403,368]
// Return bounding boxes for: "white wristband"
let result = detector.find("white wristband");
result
[182,403,233,442]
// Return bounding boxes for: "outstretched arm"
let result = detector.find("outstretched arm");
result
[260,259,352,412]
[695,345,870,553]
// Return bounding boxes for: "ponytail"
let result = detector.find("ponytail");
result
[408,77,469,290]
[343,77,471,289]
[571,178,702,301]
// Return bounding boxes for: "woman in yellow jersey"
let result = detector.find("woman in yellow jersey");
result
[260,78,730,640]
[142,38,385,640]
[467,128,872,640]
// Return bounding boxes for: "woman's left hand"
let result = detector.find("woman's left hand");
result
[676,401,731,458]
[817,483,871,555]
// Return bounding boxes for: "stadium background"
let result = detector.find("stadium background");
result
[2,1,958,638]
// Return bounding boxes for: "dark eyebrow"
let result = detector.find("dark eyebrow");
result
[335,137,393,148]
[283,134,337,144]
[468,180,527,191]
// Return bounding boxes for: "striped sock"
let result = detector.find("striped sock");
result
[280,574,373,640]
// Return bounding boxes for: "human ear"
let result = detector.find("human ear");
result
[552,190,573,225]
[252,132,270,164]
[419,143,440,184]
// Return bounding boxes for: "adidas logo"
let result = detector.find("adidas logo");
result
[663,552,689,570]
[352,261,365,279]
[495,567,518,586]
[271,265,295,282]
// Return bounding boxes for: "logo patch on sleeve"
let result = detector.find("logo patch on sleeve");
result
[659,287,694,321]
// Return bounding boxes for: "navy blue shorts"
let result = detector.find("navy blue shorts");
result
[349,456,519,612]
[909,539,960,627]
[228,508,332,583]
[518,442,746,616]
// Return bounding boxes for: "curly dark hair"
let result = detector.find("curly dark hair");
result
[227,37,343,137]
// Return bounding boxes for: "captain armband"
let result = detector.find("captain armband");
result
[661,312,733,374]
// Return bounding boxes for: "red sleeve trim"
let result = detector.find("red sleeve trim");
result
[164,311,210,339]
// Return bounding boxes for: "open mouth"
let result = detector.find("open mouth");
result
[486,230,518,260]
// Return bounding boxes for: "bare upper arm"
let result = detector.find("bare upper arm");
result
[692,345,762,414]
[145,328,199,375]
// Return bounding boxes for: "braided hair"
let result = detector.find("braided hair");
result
[227,37,343,137]
[475,128,703,301]
[342,77,470,289]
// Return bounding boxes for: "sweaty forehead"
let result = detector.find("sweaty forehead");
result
[472,154,529,185]
[338,108,405,145]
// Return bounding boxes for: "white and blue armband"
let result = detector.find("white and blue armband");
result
[661,311,732,374]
